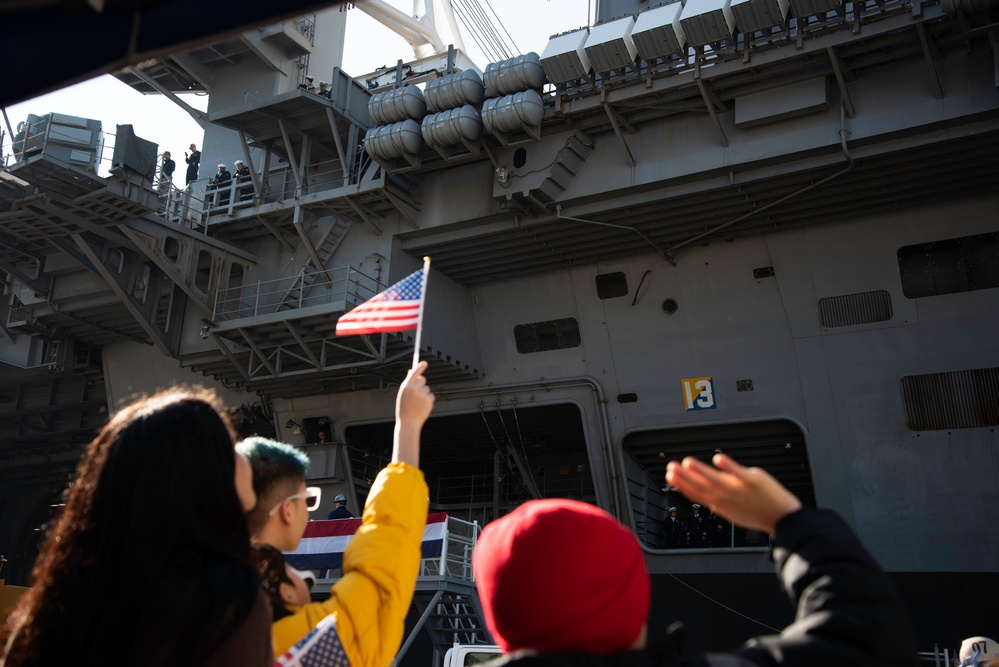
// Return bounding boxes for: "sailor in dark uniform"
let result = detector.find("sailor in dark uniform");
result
[185,143,200,185]
[709,509,731,547]
[234,159,252,201]
[662,506,685,549]
[212,163,232,207]
[687,503,708,548]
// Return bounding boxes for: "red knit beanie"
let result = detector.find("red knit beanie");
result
[473,498,650,655]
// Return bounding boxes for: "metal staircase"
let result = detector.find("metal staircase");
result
[395,515,493,667]
[276,214,356,311]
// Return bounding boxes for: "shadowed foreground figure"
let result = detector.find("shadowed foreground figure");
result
[0,388,271,667]
[473,453,919,667]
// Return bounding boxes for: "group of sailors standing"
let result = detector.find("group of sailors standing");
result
[154,73,332,205]
[158,144,254,208]
[298,74,331,98]
[662,502,758,549]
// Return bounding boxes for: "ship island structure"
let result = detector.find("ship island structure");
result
[0,0,997,660]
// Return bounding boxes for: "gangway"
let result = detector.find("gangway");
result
[287,512,493,667]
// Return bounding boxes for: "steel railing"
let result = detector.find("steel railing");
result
[212,264,383,322]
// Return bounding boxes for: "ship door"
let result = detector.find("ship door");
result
[343,403,596,527]
[622,419,814,550]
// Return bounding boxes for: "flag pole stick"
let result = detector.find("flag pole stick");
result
[411,256,431,369]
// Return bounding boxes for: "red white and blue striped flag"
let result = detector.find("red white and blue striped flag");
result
[335,267,425,336]
[285,512,447,571]
[275,613,350,667]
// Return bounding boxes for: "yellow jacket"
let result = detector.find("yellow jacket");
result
[272,462,429,666]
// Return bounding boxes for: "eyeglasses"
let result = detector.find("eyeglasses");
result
[268,486,322,516]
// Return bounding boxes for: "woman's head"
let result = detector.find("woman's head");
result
[2,387,260,666]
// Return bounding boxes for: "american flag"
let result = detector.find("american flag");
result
[335,268,425,336]
[275,614,351,667]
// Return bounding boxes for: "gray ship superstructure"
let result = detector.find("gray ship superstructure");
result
[1,0,997,655]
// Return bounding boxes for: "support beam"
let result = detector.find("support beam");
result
[46,237,100,275]
[391,591,444,667]
[382,190,418,229]
[127,66,208,128]
[827,46,856,118]
[602,102,636,168]
[238,327,278,376]
[345,196,383,235]
[239,130,262,199]
[358,333,384,361]
[70,233,175,355]
[695,75,729,147]
[256,214,298,251]
[283,320,321,369]
[325,107,350,185]
[299,133,312,196]
[239,31,287,72]
[170,52,214,90]
[210,332,252,382]
[0,303,15,344]
[279,119,303,193]
[291,204,331,279]
[916,22,944,99]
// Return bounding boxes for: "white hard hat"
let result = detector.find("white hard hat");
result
[961,638,999,666]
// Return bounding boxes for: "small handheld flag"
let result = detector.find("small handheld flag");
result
[275,614,350,667]
[335,265,426,336]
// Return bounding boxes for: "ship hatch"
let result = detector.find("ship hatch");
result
[623,419,814,549]
[343,403,594,526]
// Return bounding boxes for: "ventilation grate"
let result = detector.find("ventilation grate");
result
[818,290,893,328]
[900,367,999,430]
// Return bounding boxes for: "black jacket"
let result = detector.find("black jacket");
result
[490,509,918,667]
[185,150,201,182]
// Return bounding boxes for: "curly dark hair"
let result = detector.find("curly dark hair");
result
[1,387,260,667]
[252,543,296,622]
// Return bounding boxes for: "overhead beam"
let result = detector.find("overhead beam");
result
[127,66,208,128]
[169,52,214,90]
[239,31,287,73]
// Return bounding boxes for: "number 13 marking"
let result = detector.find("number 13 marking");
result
[682,377,716,411]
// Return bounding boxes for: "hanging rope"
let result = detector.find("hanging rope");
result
[665,572,781,632]
[480,0,520,54]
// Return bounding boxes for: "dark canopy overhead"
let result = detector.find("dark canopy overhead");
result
[1,0,337,107]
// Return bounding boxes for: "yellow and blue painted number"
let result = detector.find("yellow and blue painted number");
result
[682,377,716,411]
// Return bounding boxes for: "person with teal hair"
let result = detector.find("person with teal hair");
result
[237,436,316,553]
